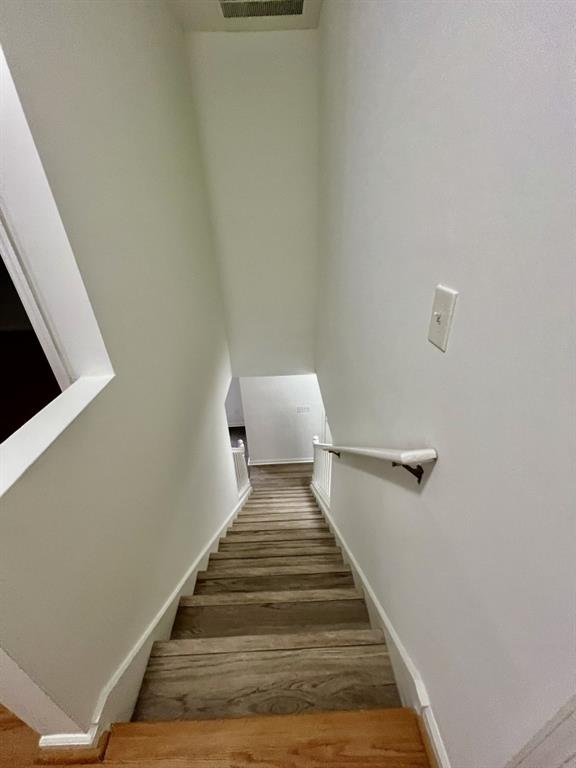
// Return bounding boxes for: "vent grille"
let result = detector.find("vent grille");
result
[220,0,304,18]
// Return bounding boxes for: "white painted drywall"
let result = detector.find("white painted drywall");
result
[225,377,245,427]
[187,31,318,376]
[0,46,115,496]
[0,0,238,733]
[316,2,576,767]
[240,375,324,464]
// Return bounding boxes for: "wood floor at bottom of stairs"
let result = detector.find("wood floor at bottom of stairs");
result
[99,709,431,767]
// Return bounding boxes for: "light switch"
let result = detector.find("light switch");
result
[428,285,458,352]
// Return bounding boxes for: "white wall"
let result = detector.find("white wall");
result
[241,375,324,464]
[225,377,245,427]
[188,31,318,376]
[0,0,238,733]
[317,2,576,767]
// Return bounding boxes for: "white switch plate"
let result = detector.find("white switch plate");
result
[428,284,458,352]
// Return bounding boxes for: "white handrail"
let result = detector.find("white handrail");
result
[312,439,437,466]
[311,438,333,503]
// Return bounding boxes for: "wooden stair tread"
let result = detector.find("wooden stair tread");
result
[209,554,343,567]
[240,505,319,511]
[211,544,341,559]
[181,588,363,606]
[110,709,429,767]
[248,494,315,501]
[172,601,369,638]
[151,629,385,657]
[231,521,329,532]
[194,572,355,594]
[245,505,317,510]
[237,516,324,525]
[250,484,310,491]
[223,530,334,543]
[243,499,317,503]
[133,645,400,721]
[238,512,323,522]
[219,538,337,550]
[198,564,351,579]
[246,501,316,507]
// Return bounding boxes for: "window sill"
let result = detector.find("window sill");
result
[0,375,114,497]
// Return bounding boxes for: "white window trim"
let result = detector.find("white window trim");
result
[0,214,72,391]
[0,45,114,497]
[0,375,113,494]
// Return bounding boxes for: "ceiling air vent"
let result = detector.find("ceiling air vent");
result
[220,0,304,18]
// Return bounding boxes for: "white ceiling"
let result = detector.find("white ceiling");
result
[170,0,323,32]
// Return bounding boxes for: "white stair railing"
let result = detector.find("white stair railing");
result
[231,439,250,497]
[312,435,332,504]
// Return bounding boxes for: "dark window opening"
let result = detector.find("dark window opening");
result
[0,255,62,442]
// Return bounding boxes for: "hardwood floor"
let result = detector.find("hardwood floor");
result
[0,704,38,768]
[104,708,431,767]
[10,708,433,768]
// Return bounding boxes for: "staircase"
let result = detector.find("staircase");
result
[103,465,434,767]
[24,465,434,767]
[133,464,401,720]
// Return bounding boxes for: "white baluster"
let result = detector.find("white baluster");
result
[231,438,250,496]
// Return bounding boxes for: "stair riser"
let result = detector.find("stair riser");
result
[241,509,319,516]
[223,531,335,543]
[242,511,319,516]
[237,513,322,522]
[243,501,318,508]
[240,512,320,519]
[199,565,351,580]
[181,588,362,607]
[171,599,370,639]
[151,629,385,657]
[194,572,356,594]
[246,493,315,498]
[245,493,315,497]
[231,522,329,533]
[250,484,310,493]
[218,539,338,551]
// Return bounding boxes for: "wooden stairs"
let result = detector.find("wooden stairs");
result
[122,464,432,766]
[30,464,434,767]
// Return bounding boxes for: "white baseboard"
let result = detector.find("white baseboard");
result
[237,480,251,498]
[248,458,313,466]
[38,485,251,750]
[311,481,451,768]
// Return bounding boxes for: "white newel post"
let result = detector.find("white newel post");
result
[232,439,250,497]
[312,435,331,504]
